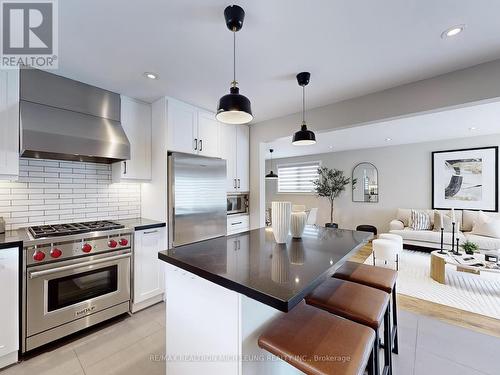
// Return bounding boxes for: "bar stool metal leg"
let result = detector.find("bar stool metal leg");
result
[392,284,399,355]
[374,328,380,375]
[383,304,393,375]
[367,346,376,375]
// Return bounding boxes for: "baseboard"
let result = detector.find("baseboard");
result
[0,351,18,370]
[131,293,164,313]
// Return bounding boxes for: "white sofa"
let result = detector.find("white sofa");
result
[389,208,500,252]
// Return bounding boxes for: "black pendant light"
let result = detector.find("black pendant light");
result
[216,5,253,125]
[265,149,278,180]
[292,72,316,145]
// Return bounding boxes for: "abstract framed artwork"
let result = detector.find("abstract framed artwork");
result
[432,146,498,211]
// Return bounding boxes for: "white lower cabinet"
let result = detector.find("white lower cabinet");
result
[227,214,250,235]
[132,227,166,312]
[0,247,19,369]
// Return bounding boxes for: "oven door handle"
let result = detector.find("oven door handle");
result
[28,253,131,279]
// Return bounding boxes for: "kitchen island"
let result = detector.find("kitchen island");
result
[158,226,372,375]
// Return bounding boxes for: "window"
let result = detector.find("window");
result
[277,161,320,193]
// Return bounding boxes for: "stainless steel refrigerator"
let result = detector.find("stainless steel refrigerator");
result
[168,152,227,247]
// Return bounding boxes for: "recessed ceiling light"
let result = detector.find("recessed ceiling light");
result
[328,145,333,149]
[469,127,478,131]
[385,137,392,141]
[143,72,158,80]
[441,25,465,39]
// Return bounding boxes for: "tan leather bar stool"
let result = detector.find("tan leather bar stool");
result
[258,302,376,375]
[333,261,399,355]
[305,278,392,375]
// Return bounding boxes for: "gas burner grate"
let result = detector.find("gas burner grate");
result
[28,221,125,239]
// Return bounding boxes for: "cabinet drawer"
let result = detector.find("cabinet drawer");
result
[227,215,249,234]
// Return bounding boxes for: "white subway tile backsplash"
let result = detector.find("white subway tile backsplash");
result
[28,159,59,167]
[0,158,141,230]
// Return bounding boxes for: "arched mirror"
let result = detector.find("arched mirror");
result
[352,163,378,203]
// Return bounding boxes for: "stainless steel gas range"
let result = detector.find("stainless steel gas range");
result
[21,221,133,353]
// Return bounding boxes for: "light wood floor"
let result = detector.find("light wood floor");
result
[350,243,500,338]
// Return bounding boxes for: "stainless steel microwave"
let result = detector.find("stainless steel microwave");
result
[227,193,249,215]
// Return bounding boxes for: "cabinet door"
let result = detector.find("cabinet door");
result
[114,96,152,180]
[0,247,19,359]
[0,69,19,180]
[219,124,237,192]
[134,227,166,304]
[236,125,249,191]
[167,99,197,154]
[197,110,220,158]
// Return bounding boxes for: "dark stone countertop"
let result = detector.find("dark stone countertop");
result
[158,226,372,312]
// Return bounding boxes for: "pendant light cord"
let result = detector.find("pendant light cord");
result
[302,85,306,125]
[232,31,236,86]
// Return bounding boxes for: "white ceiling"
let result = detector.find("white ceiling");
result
[55,0,500,122]
[265,101,500,159]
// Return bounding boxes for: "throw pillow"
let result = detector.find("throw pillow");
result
[409,210,432,230]
[433,211,460,232]
[471,211,500,238]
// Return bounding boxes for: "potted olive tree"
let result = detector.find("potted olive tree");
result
[313,167,355,228]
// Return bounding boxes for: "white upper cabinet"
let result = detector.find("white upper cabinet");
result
[167,98,198,154]
[0,69,19,180]
[236,125,249,192]
[112,96,152,181]
[197,110,220,157]
[166,98,220,157]
[219,124,249,192]
[219,124,237,191]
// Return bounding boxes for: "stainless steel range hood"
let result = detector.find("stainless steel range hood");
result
[20,69,130,164]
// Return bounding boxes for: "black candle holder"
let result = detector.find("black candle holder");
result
[450,222,456,253]
[454,238,462,256]
[438,227,446,254]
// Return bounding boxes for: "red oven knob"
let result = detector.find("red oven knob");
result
[82,243,92,253]
[119,238,128,246]
[108,239,118,248]
[33,250,45,262]
[50,248,62,258]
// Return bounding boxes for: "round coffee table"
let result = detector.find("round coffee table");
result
[430,250,500,284]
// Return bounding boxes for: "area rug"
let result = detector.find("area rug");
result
[364,250,500,320]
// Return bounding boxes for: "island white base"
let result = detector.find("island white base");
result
[164,263,302,374]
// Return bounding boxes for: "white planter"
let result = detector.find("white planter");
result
[290,211,307,238]
[271,201,291,244]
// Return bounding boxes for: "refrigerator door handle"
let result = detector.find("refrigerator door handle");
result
[194,138,198,151]
[199,139,203,152]
[233,179,237,189]
[237,179,240,189]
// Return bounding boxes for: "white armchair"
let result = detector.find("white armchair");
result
[378,233,403,270]
[372,238,400,270]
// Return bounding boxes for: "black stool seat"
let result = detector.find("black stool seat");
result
[356,224,377,235]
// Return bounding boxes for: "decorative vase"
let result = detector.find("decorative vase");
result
[290,211,307,238]
[271,201,291,243]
